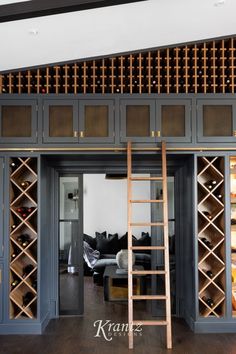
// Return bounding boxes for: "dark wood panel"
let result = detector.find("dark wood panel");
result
[0,0,146,22]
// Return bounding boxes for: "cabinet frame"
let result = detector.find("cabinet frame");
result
[120,99,156,143]
[156,99,192,143]
[0,99,38,144]
[43,99,78,143]
[0,263,3,323]
[0,158,3,258]
[78,99,115,143]
[197,99,236,143]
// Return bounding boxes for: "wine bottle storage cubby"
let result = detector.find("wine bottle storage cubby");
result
[197,156,226,318]
[1,37,236,94]
[9,157,38,320]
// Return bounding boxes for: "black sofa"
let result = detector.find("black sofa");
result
[83,231,151,284]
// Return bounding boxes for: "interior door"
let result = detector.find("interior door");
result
[58,174,84,315]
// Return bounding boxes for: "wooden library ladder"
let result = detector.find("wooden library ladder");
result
[127,141,172,349]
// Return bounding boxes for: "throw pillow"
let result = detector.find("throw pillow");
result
[96,232,119,254]
[133,232,151,253]
[83,233,97,250]
[119,232,137,249]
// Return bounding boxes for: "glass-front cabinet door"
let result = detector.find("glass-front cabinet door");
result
[78,99,115,143]
[156,99,192,142]
[43,100,78,143]
[197,100,236,142]
[0,100,37,143]
[120,99,156,143]
[59,175,83,315]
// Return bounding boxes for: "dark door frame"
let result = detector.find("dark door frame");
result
[46,153,194,323]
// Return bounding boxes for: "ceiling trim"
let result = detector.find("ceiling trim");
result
[0,0,146,22]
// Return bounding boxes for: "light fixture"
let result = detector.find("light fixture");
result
[214,0,225,6]
[105,174,127,180]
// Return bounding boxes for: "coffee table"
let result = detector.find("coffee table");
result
[103,265,145,301]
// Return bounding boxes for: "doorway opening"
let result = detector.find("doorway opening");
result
[45,153,194,327]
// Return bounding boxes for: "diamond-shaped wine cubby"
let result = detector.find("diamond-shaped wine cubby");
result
[197,156,225,317]
[9,157,38,319]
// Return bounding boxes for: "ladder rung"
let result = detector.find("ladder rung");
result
[130,177,163,181]
[131,295,167,300]
[130,246,166,250]
[133,320,168,326]
[131,270,166,275]
[130,222,165,227]
[130,199,164,203]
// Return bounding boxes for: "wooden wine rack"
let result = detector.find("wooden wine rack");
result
[197,157,226,318]
[9,157,38,319]
[1,37,236,94]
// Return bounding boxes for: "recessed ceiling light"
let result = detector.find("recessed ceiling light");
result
[214,0,225,6]
[29,28,39,35]
[0,0,31,5]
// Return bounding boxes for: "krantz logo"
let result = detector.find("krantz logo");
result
[94,319,142,341]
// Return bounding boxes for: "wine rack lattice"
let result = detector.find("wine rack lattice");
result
[9,157,38,319]
[197,156,225,318]
[1,37,236,94]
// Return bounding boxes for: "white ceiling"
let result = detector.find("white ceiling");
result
[0,0,235,72]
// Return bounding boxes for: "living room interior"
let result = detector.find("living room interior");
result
[58,173,176,316]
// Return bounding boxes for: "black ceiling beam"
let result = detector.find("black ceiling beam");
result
[0,0,146,23]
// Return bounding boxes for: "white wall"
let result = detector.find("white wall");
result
[83,174,151,238]
[1,1,236,71]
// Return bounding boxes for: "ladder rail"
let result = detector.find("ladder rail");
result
[127,141,134,350]
[127,141,172,350]
[162,141,172,349]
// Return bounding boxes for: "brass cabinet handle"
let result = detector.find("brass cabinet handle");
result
[151,131,155,138]
[156,130,161,137]
[234,131,236,137]
[73,131,78,138]
[80,131,84,138]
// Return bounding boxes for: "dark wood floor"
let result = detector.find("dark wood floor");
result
[1,277,236,354]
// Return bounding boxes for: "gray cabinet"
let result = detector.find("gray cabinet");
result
[0,263,2,322]
[197,99,236,143]
[43,99,115,144]
[79,99,115,143]
[120,98,191,143]
[43,99,78,143]
[0,158,3,258]
[0,100,38,143]
[156,99,192,143]
[120,99,156,143]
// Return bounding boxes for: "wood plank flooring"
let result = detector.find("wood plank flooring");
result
[1,277,236,354]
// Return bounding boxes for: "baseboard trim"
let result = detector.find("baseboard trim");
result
[0,322,42,335]
[0,311,51,335]
[194,321,236,333]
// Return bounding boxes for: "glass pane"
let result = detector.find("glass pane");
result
[49,106,73,137]
[59,221,80,312]
[1,106,31,137]
[84,105,108,137]
[230,157,236,317]
[203,105,232,136]
[60,177,79,220]
[161,105,185,137]
[126,105,150,137]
